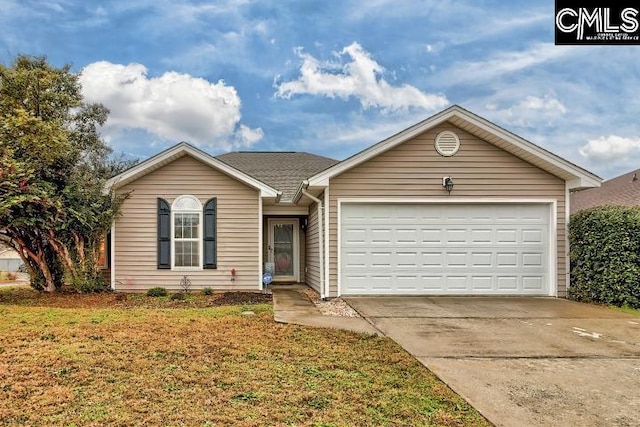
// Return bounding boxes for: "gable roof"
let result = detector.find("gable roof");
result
[300,105,601,199]
[105,142,281,199]
[570,169,640,214]
[216,152,338,203]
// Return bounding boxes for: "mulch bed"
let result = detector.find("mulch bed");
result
[208,291,272,306]
[0,287,272,309]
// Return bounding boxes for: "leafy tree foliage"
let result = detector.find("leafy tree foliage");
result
[0,55,129,292]
[569,205,640,308]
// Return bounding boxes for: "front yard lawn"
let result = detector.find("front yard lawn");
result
[0,287,490,426]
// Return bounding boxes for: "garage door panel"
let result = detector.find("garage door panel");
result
[471,252,492,266]
[497,229,518,243]
[340,203,550,295]
[497,252,518,267]
[472,276,493,290]
[371,251,392,266]
[343,228,366,243]
[523,252,543,267]
[422,229,443,244]
[447,252,468,267]
[471,229,492,243]
[522,229,543,244]
[396,229,418,244]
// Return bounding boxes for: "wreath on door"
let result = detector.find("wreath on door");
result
[275,253,292,272]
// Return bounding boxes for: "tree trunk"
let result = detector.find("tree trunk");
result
[11,235,56,292]
[45,231,77,279]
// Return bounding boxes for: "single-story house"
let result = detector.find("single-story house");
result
[105,105,601,298]
[570,169,640,214]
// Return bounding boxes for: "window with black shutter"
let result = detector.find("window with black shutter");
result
[203,198,217,269]
[157,198,171,269]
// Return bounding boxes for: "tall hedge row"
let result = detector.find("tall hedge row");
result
[569,205,640,308]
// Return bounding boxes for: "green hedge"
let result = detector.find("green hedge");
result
[569,205,640,308]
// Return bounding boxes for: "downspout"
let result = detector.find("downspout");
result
[565,184,570,298]
[301,186,325,300]
[110,222,116,291]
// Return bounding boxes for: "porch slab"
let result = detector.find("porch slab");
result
[271,285,380,335]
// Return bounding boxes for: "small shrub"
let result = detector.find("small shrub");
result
[202,287,213,295]
[147,287,167,297]
[171,292,186,301]
[70,273,109,293]
[569,205,640,308]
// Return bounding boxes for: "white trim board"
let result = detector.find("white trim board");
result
[308,105,600,190]
[267,218,300,283]
[105,142,280,198]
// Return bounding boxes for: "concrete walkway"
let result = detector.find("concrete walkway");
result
[271,285,379,335]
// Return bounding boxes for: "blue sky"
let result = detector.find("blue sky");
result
[1,0,639,179]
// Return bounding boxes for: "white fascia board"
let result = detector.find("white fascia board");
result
[455,108,601,188]
[105,142,280,198]
[307,105,601,189]
[307,108,458,186]
[566,176,601,190]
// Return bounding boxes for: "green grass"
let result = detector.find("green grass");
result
[0,287,490,426]
[611,304,640,316]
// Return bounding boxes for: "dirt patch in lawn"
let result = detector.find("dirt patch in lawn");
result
[0,287,490,426]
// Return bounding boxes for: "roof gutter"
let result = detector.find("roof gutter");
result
[292,180,308,204]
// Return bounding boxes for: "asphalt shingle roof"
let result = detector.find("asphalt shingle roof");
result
[215,152,338,202]
[571,169,640,214]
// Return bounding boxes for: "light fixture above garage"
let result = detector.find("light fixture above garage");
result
[443,176,454,194]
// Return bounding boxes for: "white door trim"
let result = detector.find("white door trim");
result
[337,198,558,297]
[267,218,300,282]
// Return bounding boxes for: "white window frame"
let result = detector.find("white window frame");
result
[171,195,203,270]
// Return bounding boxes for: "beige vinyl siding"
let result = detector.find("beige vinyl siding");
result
[305,199,321,292]
[114,155,260,291]
[328,122,567,297]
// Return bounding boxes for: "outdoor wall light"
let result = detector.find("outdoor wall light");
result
[442,176,454,194]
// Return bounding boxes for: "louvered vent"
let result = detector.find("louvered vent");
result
[434,131,460,157]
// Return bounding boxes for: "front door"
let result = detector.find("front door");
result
[268,219,299,282]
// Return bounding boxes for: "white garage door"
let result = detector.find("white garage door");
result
[340,203,551,295]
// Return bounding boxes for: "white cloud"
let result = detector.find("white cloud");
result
[486,94,567,128]
[79,61,262,150]
[437,43,577,86]
[275,42,449,112]
[580,135,640,162]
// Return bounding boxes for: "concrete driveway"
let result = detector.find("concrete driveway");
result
[345,297,640,427]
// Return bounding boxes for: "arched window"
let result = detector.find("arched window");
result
[172,195,202,268]
[157,196,217,270]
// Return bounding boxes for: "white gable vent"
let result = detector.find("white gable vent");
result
[435,131,460,157]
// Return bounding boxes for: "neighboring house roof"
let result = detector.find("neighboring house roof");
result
[570,169,640,214]
[105,142,281,199]
[216,152,338,203]
[297,105,601,201]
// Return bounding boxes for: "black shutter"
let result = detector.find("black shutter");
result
[157,198,171,269]
[203,198,217,269]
